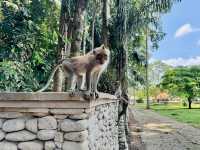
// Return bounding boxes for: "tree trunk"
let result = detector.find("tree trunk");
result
[91,7,95,50]
[82,19,87,54]
[71,0,88,56]
[53,0,72,91]
[145,28,150,109]
[115,0,129,117]
[102,0,109,47]
[115,0,129,149]
[188,98,192,109]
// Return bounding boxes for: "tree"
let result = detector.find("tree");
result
[125,0,181,110]
[0,0,181,94]
[53,0,88,91]
[160,66,200,109]
[145,28,150,109]
[102,0,109,46]
[53,0,73,91]
[71,0,88,56]
[0,0,60,91]
[149,60,172,85]
[0,1,182,148]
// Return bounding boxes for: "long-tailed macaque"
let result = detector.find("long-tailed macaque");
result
[115,83,130,124]
[36,45,110,97]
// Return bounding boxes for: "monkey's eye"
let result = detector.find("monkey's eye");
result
[93,50,96,55]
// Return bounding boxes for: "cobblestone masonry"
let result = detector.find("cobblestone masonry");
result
[0,92,121,150]
[88,102,119,150]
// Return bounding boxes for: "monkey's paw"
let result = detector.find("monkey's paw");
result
[94,92,99,99]
[69,90,76,97]
[82,91,93,101]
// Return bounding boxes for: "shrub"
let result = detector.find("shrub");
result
[136,98,144,103]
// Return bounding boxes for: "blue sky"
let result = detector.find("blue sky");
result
[152,0,200,66]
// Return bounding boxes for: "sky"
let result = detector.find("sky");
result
[152,0,200,67]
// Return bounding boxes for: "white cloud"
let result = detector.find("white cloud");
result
[174,24,200,38]
[149,58,157,63]
[162,56,200,67]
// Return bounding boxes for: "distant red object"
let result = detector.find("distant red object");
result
[156,92,169,103]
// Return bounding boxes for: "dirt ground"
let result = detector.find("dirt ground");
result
[129,108,200,150]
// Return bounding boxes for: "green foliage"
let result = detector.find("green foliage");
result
[161,67,200,98]
[135,88,146,99]
[0,0,60,91]
[0,2,36,61]
[0,60,39,91]
[160,66,200,108]
[135,85,161,100]
[0,0,181,92]
[149,60,172,85]
[182,100,187,107]
[98,70,119,94]
[136,98,144,103]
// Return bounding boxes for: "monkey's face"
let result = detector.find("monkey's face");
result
[96,53,108,65]
[92,44,110,65]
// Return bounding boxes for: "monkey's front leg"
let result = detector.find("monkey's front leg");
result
[77,75,85,91]
[83,71,93,100]
[69,74,77,97]
[92,72,101,99]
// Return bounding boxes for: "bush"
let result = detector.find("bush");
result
[136,98,144,103]
[0,61,39,92]
[98,70,118,94]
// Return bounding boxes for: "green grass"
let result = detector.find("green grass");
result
[135,103,200,128]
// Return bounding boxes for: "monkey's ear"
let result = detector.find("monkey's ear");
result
[101,44,105,49]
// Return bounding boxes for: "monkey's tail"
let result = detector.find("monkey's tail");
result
[36,64,62,92]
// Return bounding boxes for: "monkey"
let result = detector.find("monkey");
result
[36,44,110,98]
[87,46,110,97]
[115,83,130,124]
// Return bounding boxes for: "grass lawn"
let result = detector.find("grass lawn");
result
[135,103,200,128]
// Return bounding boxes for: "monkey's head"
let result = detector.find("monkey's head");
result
[93,44,110,65]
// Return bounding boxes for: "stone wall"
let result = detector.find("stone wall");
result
[0,92,119,150]
[88,102,119,150]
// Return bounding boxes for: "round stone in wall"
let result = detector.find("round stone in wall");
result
[0,142,17,150]
[45,141,56,150]
[18,141,43,150]
[54,132,63,143]
[37,130,56,141]
[38,116,57,130]
[25,118,38,133]
[61,119,88,132]
[64,130,88,142]
[2,119,25,132]
[0,130,5,141]
[5,130,36,142]
[0,119,4,129]
[62,141,88,150]
[69,114,89,120]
